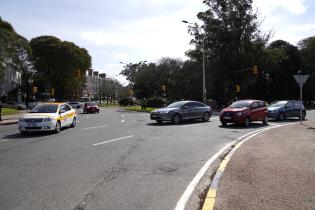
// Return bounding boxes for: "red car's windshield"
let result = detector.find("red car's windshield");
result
[230,101,251,108]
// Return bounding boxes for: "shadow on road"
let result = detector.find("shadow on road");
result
[219,123,269,129]
[147,119,208,126]
[4,127,71,139]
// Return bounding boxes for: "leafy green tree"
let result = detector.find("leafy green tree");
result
[299,36,315,103]
[0,17,33,105]
[186,0,269,106]
[30,36,91,100]
[263,40,301,101]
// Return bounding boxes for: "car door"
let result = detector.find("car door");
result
[65,104,74,125]
[193,102,206,118]
[181,102,194,119]
[257,101,267,120]
[285,102,294,117]
[59,105,68,127]
[249,102,259,121]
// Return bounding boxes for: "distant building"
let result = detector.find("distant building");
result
[0,64,21,97]
[84,69,106,99]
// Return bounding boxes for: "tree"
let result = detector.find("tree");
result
[30,36,91,100]
[298,36,315,103]
[0,17,33,105]
[186,0,269,105]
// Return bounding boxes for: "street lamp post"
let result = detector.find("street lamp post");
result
[182,20,207,104]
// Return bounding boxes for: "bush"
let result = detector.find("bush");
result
[119,98,134,106]
[146,97,165,108]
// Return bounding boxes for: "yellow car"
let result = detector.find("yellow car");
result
[18,103,77,134]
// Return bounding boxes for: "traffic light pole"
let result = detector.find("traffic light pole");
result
[299,74,303,125]
[202,36,207,104]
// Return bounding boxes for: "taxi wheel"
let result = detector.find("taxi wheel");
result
[71,117,77,127]
[55,121,61,133]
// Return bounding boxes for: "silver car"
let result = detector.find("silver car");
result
[150,101,212,124]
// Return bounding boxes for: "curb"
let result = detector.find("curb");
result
[0,119,18,126]
[201,122,297,210]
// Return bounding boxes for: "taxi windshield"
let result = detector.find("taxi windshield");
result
[30,104,59,113]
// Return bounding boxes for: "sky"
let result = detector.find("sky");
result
[1,0,315,84]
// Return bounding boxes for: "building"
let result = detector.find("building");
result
[84,69,106,99]
[0,63,21,97]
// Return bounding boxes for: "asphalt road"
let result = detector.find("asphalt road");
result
[1,108,313,210]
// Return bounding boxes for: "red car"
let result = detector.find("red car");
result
[220,100,268,127]
[83,102,99,114]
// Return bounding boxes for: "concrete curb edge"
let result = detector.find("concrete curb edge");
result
[201,122,298,210]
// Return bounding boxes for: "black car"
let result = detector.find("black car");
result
[150,101,212,124]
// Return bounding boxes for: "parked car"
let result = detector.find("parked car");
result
[18,102,77,134]
[150,101,212,124]
[83,102,99,114]
[68,102,81,109]
[220,100,268,127]
[268,100,306,120]
[4,101,27,110]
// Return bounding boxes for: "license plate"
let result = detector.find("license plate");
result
[224,116,231,120]
[28,123,38,127]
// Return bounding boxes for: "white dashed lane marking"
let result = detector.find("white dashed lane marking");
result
[82,125,109,130]
[92,135,135,146]
[0,140,8,143]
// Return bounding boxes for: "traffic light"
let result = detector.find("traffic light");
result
[235,85,240,92]
[253,65,258,74]
[161,85,166,92]
[50,88,54,96]
[32,86,38,94]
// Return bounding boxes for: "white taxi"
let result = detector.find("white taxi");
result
[18,103,77,134]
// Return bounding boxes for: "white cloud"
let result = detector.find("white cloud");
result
[254,0,307,16]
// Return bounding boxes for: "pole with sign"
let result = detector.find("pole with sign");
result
[293,74,310,124]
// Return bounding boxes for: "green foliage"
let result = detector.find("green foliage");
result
[299,36,315,103]
[119,98,134,106]
[146,97,165,108]
[30,36,91,100]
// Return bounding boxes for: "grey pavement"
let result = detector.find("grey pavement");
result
[0,108,314,210]
[0,107,271,210]
[214,117,315,209]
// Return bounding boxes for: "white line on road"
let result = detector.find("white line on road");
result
[82,125,109,130]
[0,140,8,143]
[180,124,202,128]
[121,119,125,123]
[92,135,134,146]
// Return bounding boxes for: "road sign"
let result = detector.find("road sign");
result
[293,75,310,87]
[293,74,310,124]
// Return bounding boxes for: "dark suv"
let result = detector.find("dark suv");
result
[268,100,306,120]
[220,100,268,127]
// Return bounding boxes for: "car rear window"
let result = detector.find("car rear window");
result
[86,102,96,106]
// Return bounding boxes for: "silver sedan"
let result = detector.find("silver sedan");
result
[150,101,212,124]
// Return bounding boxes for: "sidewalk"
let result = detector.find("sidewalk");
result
[209,120,315,210]
[0,112,25,125]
